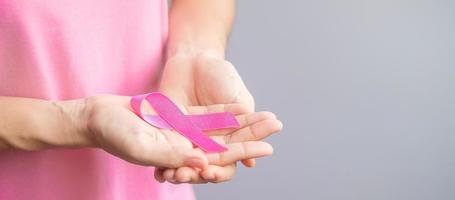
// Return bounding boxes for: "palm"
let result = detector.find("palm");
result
[88,97,195,167]
[87,95,275,170]
[160,55,254,108]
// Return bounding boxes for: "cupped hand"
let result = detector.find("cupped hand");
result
[159,54,281,183]
[84,95,279,172]
[153,104,282,184]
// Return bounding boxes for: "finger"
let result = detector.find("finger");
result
[131,142,208,169]
[169,164,237,184]
[206,141,273,166]
[200,164,237,183]
[163,169,177,183]
[154,167,166,183]
[173,167,209,184]
[173,167,199,183]
[162,167,209,184]
[207,111,277,136]
[185,104,251,115]
[221,119,283,143]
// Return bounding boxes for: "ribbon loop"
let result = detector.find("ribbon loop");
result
[131,92,240,153]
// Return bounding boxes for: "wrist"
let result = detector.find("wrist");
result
[166,41,226,61]
[165,49,227,68]
[55,98,97,148]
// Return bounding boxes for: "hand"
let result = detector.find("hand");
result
[154,106,281,184]
[159,55,281,183]
[160,54,255,110]
[84,94,277,170]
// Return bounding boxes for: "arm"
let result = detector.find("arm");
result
[167,0,235,59]
[163,0,254,109]
[0,96,207,168]
[159,0,262,184]
[0,96,91,151]
[0,95,276,172]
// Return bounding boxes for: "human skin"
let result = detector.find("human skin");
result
[157,0,283,184]
[0,0,282,185]
[0,95,280,171]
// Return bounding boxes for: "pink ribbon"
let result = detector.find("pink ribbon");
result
[130,92,240,153]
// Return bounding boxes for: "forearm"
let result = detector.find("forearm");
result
[167,0,235,59]
[0,97,92,151]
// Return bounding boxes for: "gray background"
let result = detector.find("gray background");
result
[194,0,454,200]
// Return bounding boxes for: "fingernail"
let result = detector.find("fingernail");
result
[250,159,256,168]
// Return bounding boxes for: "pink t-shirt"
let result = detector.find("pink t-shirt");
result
[0,1,195,199]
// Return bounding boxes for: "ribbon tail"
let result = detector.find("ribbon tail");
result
[143,113,240,131]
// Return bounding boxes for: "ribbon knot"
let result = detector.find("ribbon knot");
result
[130,92,240,153]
